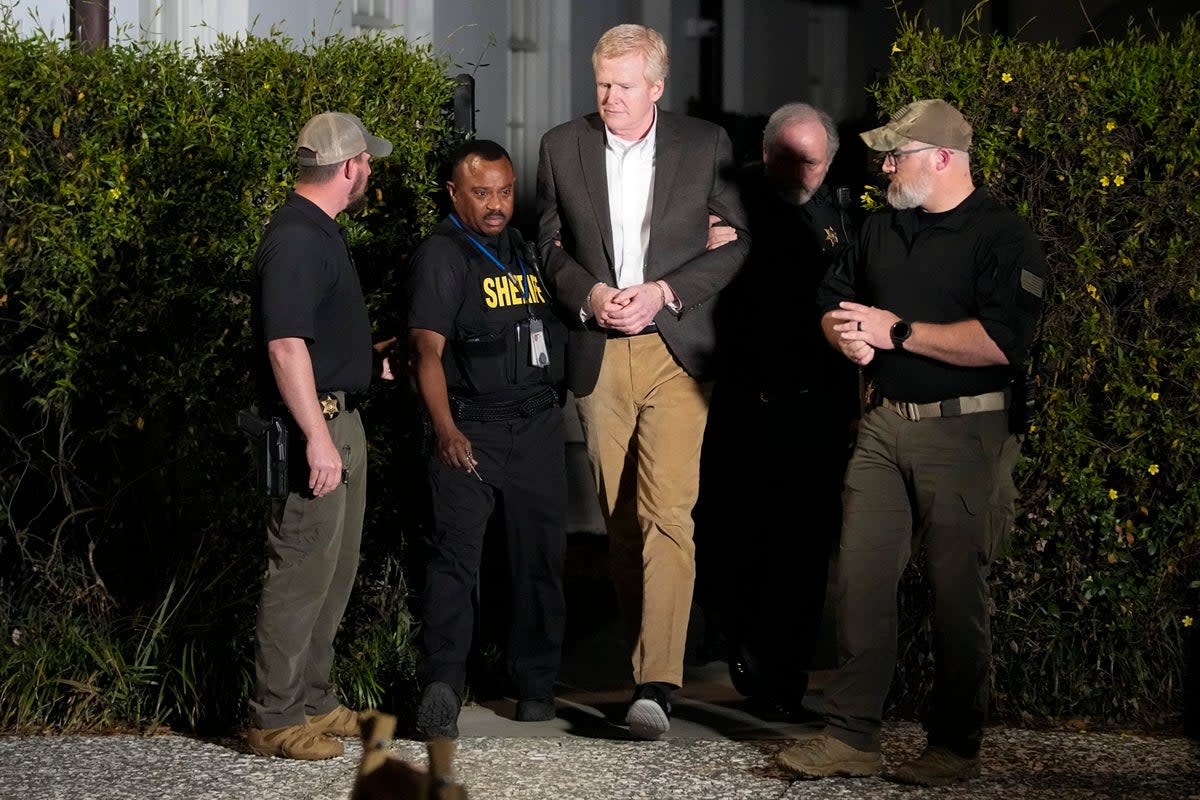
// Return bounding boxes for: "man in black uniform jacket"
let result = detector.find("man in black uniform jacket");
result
[777,99,1047,786]
[247,111,393,760]
[406,140,568,739]
[697,102,858,719]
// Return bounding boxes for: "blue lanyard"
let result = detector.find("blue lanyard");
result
[449,213,531,301]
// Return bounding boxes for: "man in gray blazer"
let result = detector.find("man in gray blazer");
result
[535,23,749,740]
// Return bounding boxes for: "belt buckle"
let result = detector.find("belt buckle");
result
[320,394,340,420]
[898,401,921,421]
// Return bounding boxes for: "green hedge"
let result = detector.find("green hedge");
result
[0,23,458,732]
[875,9,1200,729]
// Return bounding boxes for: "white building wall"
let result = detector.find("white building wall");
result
[432,0,510,143]
[9,1,432,44]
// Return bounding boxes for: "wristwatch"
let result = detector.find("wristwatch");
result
[890,320,913,350]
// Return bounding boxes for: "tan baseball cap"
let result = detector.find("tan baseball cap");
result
[860,99,972,152]
[296,111,393,166]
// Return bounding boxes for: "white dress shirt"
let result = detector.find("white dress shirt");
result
[605,115,656,290]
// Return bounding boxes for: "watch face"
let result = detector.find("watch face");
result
[891,321,912,347]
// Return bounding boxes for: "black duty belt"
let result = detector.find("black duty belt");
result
[880,389,1008,422]
[318,391,360,420]
[273,391,360,421]
[450,386,559,423]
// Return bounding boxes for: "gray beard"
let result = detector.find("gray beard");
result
[887,173,933,210]
[778,185,816,206]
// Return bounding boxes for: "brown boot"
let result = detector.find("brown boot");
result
[246,723,344,760]
[777,733,881,778]
[308,705,362,737]
[885,745,981,786]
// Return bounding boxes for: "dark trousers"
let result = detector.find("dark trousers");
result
[418,406,567,700]
[822,405,1020,756]
[251,409,367,729]
[695,382,850,700]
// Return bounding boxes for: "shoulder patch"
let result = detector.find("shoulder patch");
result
[1020,269,1045,298]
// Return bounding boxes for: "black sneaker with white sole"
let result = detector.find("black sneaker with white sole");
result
[626,682,673,740]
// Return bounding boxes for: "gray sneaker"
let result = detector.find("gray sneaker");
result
[885,745,981,786]
[415,681,461,740]
[777,733,882,778]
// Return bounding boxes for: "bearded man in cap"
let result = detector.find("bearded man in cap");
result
[776,99,1047,786]
[246,111,393,760]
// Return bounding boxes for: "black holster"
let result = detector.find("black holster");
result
[236,406,289,498]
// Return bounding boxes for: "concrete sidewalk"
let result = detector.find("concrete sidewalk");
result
[1,693,1196,799]
[2,534,1196,799]
[2,639,1197,800]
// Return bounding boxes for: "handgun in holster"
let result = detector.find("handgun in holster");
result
[236,406,290,498]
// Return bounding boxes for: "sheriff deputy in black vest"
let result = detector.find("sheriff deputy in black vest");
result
[405,139,568,739]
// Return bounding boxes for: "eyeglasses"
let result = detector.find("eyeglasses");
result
[881,145,939,166]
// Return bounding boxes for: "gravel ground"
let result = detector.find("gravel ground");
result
[1,721,1197,800]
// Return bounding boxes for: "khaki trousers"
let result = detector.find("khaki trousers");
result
[575,334,711,687]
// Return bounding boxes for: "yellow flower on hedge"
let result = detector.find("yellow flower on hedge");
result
[1087,283,1100,300]
[891,43,902,54]
[1002,72,1013,83]
[1108,488,1118,500]
[1149,391,1159,401]
[1114,175,1125,186]
[1185,616,1194,628]
[1148,464,1159,475]
[1105,120,1116,131]
[1099,175,1110,187]
[263,82,271,90]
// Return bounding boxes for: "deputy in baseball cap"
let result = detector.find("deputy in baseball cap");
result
[860,99,972,152]
[296,111,393,166]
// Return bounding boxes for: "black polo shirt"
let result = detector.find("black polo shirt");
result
[818,187,1047,403]
[253,191,372,401]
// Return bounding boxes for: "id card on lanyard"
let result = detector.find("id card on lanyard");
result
[449,214,551,370]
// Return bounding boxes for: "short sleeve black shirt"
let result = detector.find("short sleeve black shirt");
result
[817,187,1047,402]
[253,192,372,400]
[406,217,565,403]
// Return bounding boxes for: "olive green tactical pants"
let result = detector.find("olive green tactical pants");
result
[250,409,367,729]
[821,405,1020,757]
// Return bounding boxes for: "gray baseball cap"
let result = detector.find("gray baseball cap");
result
[860,99,972,152]
[296,111,393,166]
